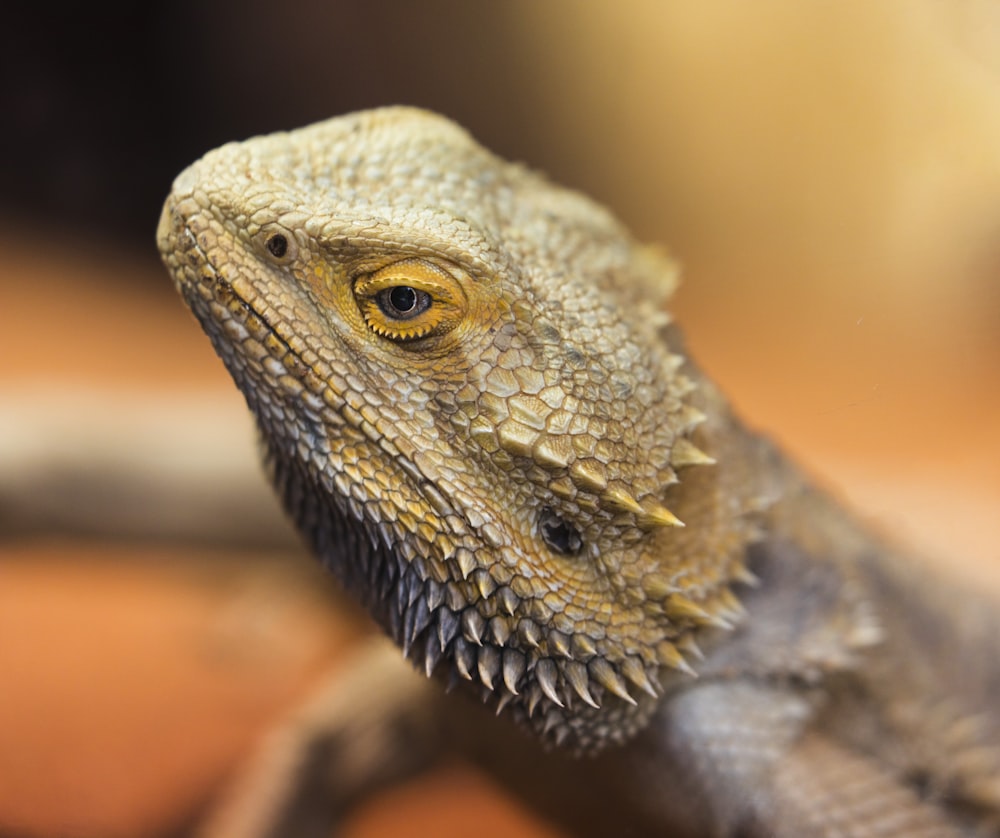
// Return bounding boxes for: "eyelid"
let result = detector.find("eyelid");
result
[353,258,468,343]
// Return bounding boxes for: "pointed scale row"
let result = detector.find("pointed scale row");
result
[391,578,704,720]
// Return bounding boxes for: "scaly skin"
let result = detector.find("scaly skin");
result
[158,108,1000,836]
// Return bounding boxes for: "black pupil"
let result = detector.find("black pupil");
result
[388,286,418,314]
[538,507,583,555]
[266,234,288,258]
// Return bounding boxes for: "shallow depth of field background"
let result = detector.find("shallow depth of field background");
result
[1,3,998,836]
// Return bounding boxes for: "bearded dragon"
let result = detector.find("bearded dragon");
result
[157,107,1000,837]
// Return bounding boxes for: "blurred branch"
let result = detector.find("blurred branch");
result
[0,389,298,550]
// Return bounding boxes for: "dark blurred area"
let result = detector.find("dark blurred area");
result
[0,0,592,253]
[1,3,558,248]
[1,3,998,837]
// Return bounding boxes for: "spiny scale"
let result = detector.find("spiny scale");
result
[455,547,477,579]
[536,659,564,707]
[638,502,685,530]
[478,645,501,689]
[437,608,459,649]
[664,594,714,623]
[372,541,712,748]
[462,608,485,645]
[495,690,516,716]
[454,638,475,680]
[424,636,443,676]
[670,437,716,468]
[656,641,697,677]
[600,486,684,531]
[642,573,679,599]
[488,615,511,645]
[565,660,600,709]
[502,649,525,694]
[676,634,704,662]
[589,658,636,706]
[622,657,660,697]
[527,686,544,718]
[363,540,703,750]
[549,630,571,657]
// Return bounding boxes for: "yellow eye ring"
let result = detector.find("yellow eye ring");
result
[354,258,466,342]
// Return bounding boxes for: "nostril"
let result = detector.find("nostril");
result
[266,233,288,258]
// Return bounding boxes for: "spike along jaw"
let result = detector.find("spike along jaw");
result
[157,109,743,753]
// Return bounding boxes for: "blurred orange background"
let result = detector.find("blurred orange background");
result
[1,3,997,836]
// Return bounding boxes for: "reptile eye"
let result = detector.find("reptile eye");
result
[377,285,431,320]
[266,234,288,258]
[538,507,583,556]
[354,258,467,343]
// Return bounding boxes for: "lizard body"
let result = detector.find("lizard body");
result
[158,108,1000,836]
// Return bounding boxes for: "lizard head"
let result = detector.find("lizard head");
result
[158,107,753,751]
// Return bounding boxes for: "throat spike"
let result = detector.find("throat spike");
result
[495,690,516,715]
[424,637,443,676]
[622,656,660,698]
[676,634,705,662]
[588,658,637,706]
[731,562,761,588]
[565,660,600,709]
[535,659,564,708]
[477,645,501,690]
[462,608,485,646]
[664,594,713,623]
[656,641,697,677]
[502,649,526,695]
[642,573,679,600]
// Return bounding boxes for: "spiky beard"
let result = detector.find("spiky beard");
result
[262,433,668,753]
